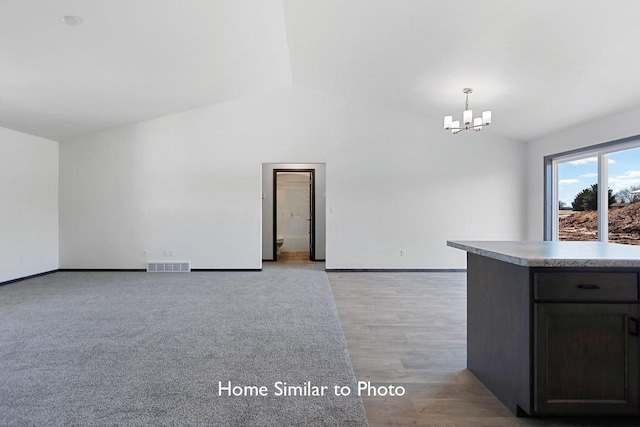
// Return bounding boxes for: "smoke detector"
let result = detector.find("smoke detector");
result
[62,16,83,26]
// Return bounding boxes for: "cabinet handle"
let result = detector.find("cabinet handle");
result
[576,284,600,290]
[629,317,639,337]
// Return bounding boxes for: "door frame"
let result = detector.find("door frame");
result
[273,169,316,261]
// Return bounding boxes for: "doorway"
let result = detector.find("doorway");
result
[273,169,315,261]
[261,163,325,262]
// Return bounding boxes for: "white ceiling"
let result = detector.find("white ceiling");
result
[2,0,640,142]
[0,0,291,141]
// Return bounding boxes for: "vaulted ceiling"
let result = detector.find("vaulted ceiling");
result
[2,0,640,142]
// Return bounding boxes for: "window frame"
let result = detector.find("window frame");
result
[544,135,640,242]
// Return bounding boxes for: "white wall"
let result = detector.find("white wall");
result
[262,163,326,260]
[526,108,640,240]
[0,127,58,283]
[59,86,526,270]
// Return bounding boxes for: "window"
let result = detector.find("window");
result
[556,155,599,241]
[545,137,640,246]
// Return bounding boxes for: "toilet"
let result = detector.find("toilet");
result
[276,235,284,255]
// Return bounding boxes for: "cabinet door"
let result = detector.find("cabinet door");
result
[535,303,639,415]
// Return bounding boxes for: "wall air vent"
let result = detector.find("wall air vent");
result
[147,261,191,272]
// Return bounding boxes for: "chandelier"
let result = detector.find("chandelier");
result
[443,88,492,134]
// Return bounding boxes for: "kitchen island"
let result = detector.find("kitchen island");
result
[447,240,640,417]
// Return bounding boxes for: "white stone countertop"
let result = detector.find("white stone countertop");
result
[447,240,640,268]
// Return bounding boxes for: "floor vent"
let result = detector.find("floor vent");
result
[147,261,191,273]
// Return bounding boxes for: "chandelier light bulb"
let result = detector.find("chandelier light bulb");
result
[444,116,453,130]
[463,109,472,125]
[443,88,492,134]
[482,110,492,126]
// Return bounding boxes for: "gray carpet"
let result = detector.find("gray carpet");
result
[0,263,368,426]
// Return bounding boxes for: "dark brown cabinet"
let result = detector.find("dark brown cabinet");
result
[534,271,639,415]
[465,253,640,417]
[535,303,639,415]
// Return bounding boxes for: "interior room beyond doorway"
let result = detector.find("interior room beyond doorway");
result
[275,170,314,261]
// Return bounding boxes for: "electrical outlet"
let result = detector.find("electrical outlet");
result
[142,250,148,257]
[400,249,406,257]
[329,207,336,214]
[18,256,24,264]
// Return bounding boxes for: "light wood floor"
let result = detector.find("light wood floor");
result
[328,271,640,427]
[277,251,311,262]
